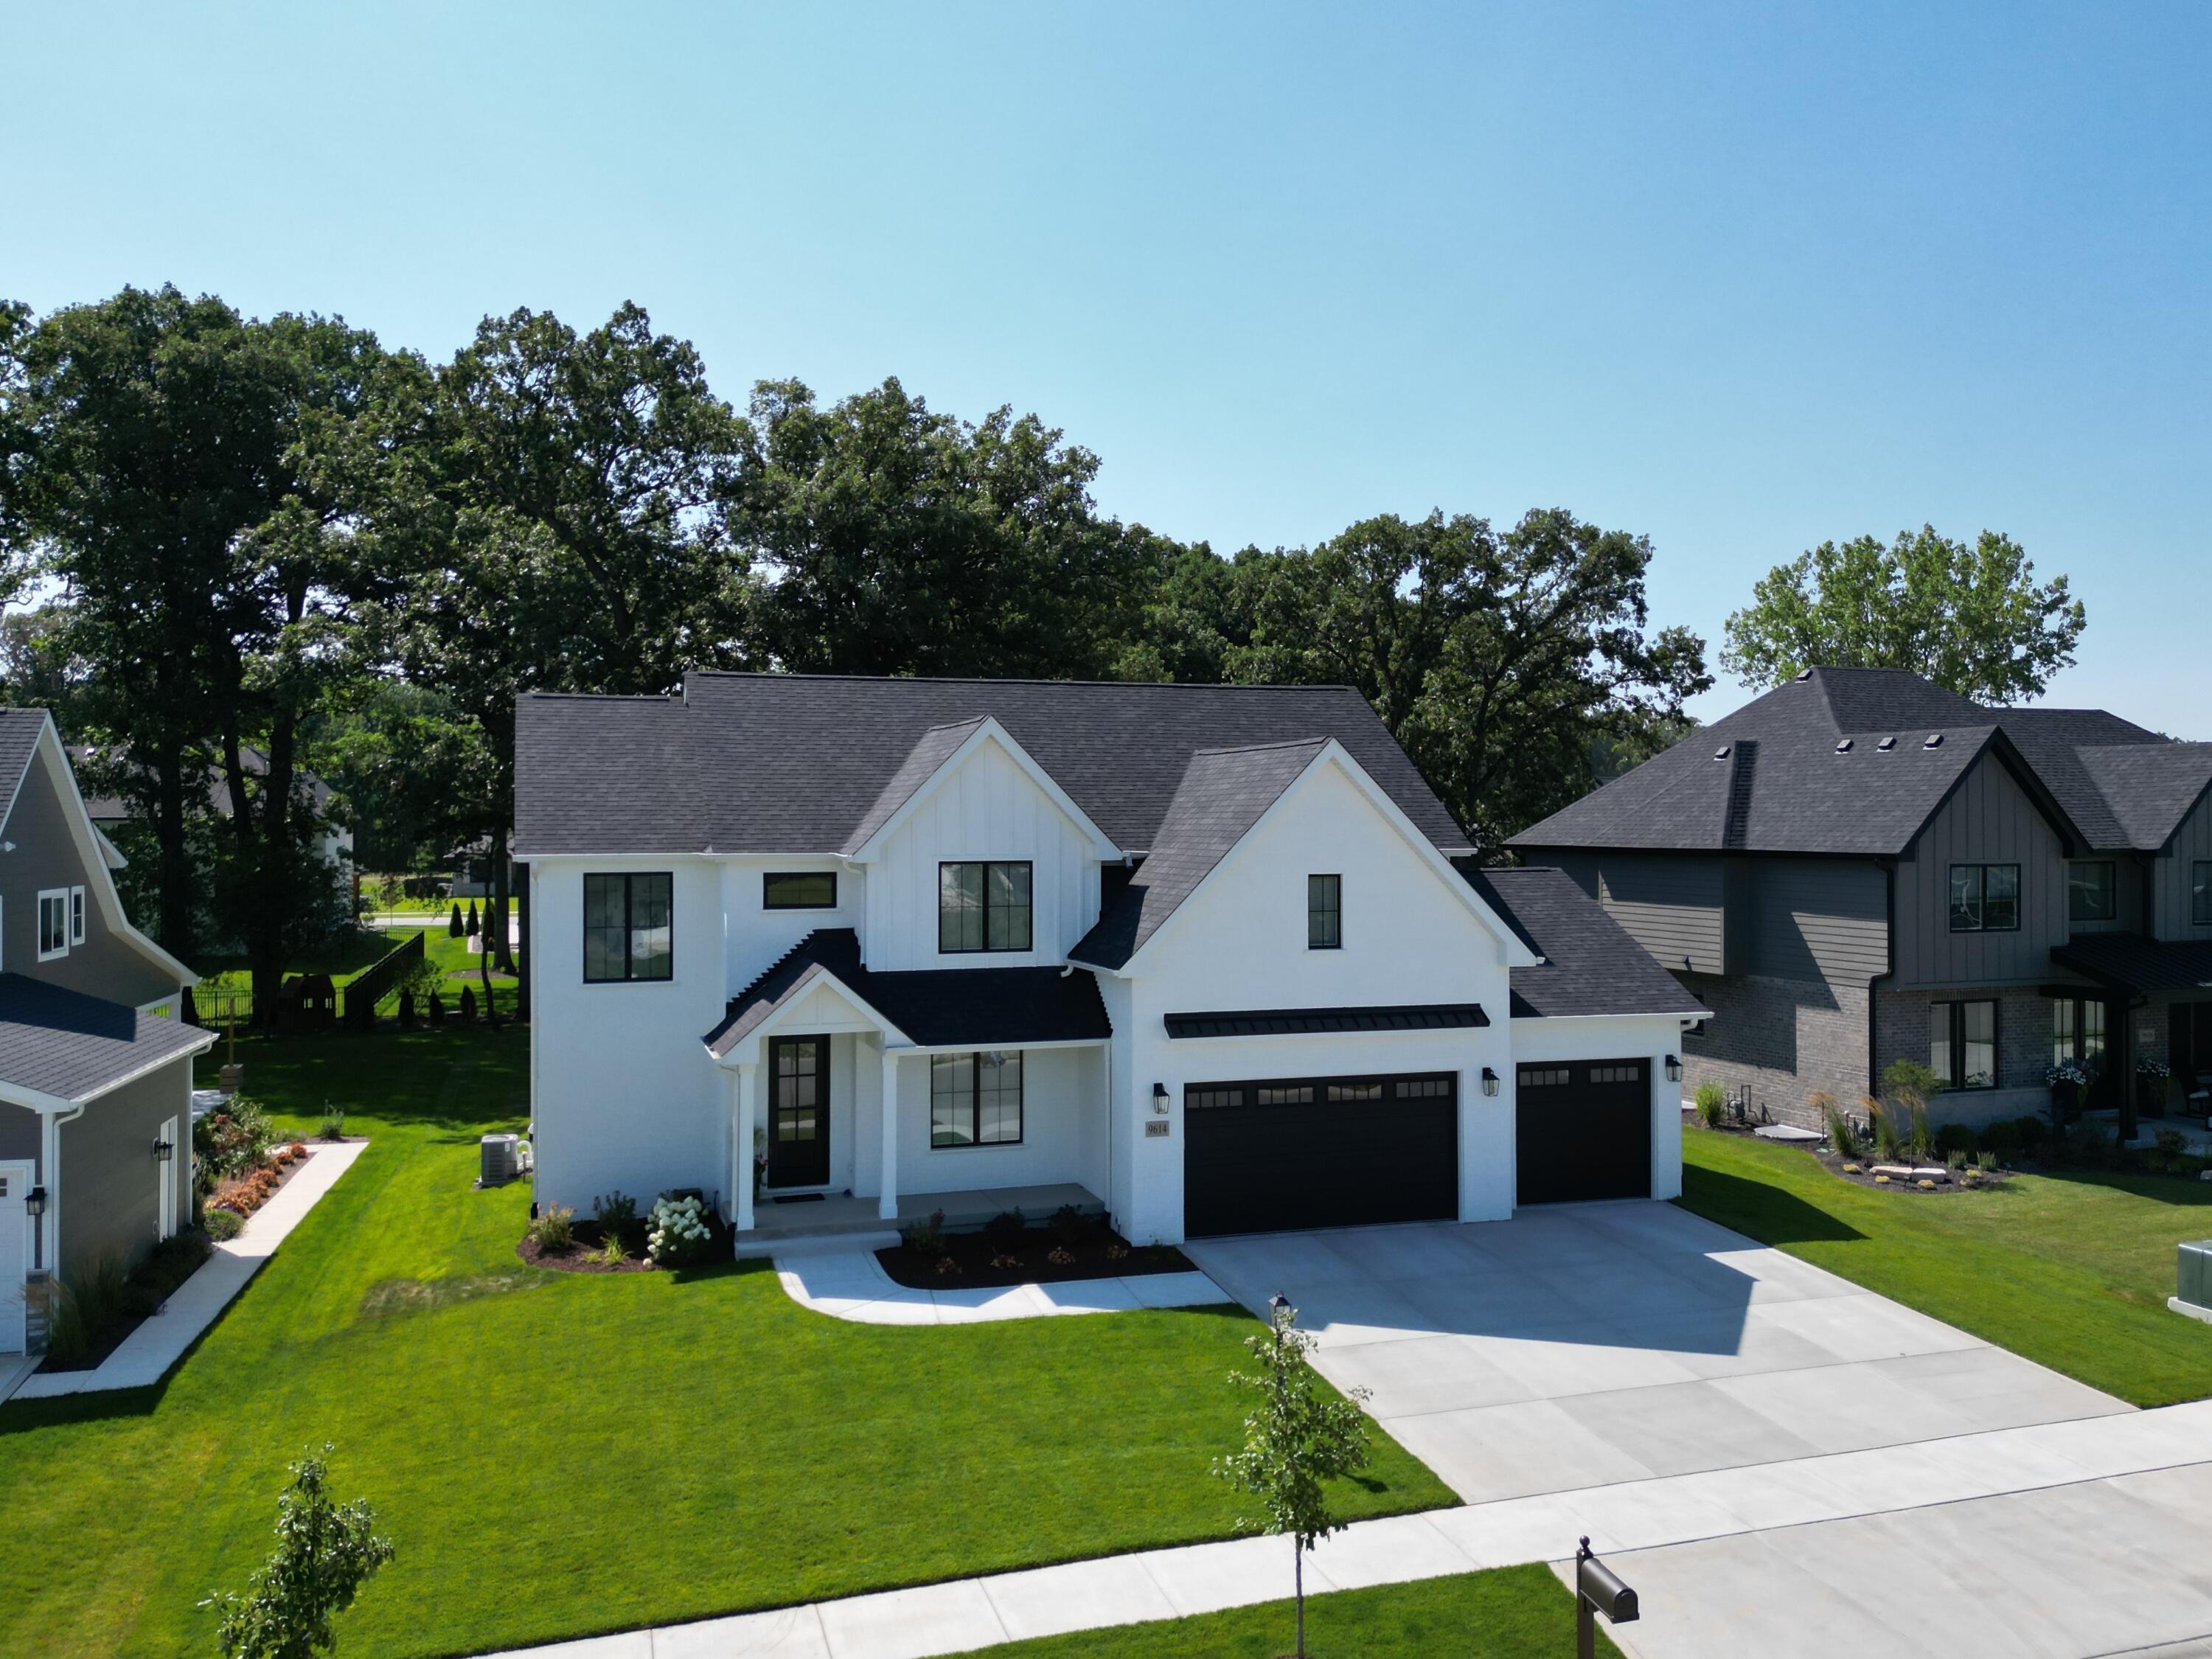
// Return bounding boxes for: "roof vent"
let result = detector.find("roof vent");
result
[1714,745,1731,760]
[1876,737,1897,751]
[1794,668,1815,681]
[1834,738,1853,754]
[1923,733,1944,748]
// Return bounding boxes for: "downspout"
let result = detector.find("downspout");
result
[41,1103,86,1275]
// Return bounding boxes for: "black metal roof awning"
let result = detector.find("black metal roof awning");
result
[2049,935,2212,999]
[1164,1004,1489,1040]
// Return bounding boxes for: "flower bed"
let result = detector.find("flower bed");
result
[207,1140,313,1223]
[877,1206,1193,1290]
[515,1192,725,1273]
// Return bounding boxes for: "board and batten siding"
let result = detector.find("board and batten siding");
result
[863,737,1102,973]
[1745,858,1888,984]
[2154,787,2212,940]
[1893,751,2068,988]
[1544,852,1727,975]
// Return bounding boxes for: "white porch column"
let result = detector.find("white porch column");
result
[734,1062,757,1234]
[879,1047,901,1222]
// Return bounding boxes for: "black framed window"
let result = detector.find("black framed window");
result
[938,862,1032,953]
[1930,999,1997,1089]
[583,872,673,983]
[930,1051,1023,1147]
[2051,997,2106,1069]
[1307,874,1341,949]
[2067,861,2115,923]
[2195,861,2212,926]
[763,872,837,910]
[1947,864,2020,933]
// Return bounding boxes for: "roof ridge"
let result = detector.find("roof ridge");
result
[684,670,1367,695]
[1187,736,1332,758]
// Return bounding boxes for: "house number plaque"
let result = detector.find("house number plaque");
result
[1144,1120,1171,1138]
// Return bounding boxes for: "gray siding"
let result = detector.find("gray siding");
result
[58,1057,193,1279]
[2155,787,2212,940]
[0,1101,38,1172]
[0,743,180,1006]
[1545,852,1728,975]
[1893,752,2069,988]
[1745,858,1889,984]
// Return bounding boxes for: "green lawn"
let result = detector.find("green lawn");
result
[948,1565,1619,1658]
[1680,1127,2212,1407]
[0,1029,1451,1659]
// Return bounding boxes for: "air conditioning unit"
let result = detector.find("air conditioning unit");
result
[479,1133,519,1187]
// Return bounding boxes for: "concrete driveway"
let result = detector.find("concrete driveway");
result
[1183,1201,2129,1506]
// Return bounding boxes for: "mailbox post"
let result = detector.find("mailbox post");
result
[1576,1537,1638,1659]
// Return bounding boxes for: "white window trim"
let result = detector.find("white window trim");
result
[69,885,86,947]
[35,888,70,961]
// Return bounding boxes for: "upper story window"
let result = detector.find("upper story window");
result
[939,862,1032,953]
[763,872,837,911]
[2195,861,2212,926]
[2067,861,2115,923]
[36,889,70,961]
[1931,998,1997,1090]
[1307,874,1341,950]
[69,886,86,945]
[583,873,673,983]
[1947,863,2020,933]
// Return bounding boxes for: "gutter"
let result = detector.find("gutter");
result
[38,1103,85,1273]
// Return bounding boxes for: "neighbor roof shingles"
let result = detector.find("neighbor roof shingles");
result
[514,674,1468,858]
[1476,867,1714,1020]
[0,973,213,1102]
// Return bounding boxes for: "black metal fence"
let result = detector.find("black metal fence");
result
[344,930,426,1028]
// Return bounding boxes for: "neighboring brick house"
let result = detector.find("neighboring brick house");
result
[1509,667,2212,1136]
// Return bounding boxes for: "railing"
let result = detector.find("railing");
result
[343,931,425,1029]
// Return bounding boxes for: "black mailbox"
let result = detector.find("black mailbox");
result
[1576,1537,1639,1658]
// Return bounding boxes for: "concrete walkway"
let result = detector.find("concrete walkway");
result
[6,1138,366,1401]
[484,1400,2212,1659]
[775,1249,1227,1325]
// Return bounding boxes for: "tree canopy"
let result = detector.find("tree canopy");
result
[1720,525,2086,703]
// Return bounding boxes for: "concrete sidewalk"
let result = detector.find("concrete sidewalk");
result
[775,1250,1228,1325]
[6,1138,366,1401]
[483,1399,2212,1659]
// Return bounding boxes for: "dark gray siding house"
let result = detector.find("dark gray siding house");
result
[0,711,212,1354]
[1511,667,2212,1135]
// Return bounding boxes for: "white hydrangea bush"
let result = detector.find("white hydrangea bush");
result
[647,1194,712,1266]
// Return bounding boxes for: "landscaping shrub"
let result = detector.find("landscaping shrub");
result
[319,1102,345,1142]
[2012,1114,2050,1154]
[428,991,446,1026]
[1694,1081,1727,1130]
[1980,1118,2020,1161]
[900,1208,947,1257]
[1871,1099,1905,1163]
[1907,1099,1934,1161]
[36,1279,87,1365]
[195,1099,276,1188]
[982,1208,1029,1254]
[647,1194,712,1266]
[449,902,465,937]
[459,985,477,1023]
[526,1204,574,1252]
[1947,1150,1969,1172]
[1883,1057,1945,1108]
[1933,1122,1980,1160]
[1976,1150,1998,1173]
[593,1190,640,1248]
[1050,1203,1092,1247]
[2156,1128,2190,1158]
[1818,1093,1860,1159]
[205,1208,244,1242]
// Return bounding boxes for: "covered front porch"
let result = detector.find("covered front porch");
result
[736,1180,1105,1256]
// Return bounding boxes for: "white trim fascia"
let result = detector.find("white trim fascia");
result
[706,964,917,1068]
[1116,740,1540,975]
[845,717,1121,863]
[900,1036,1110,1057]
[1507,1009,1714,1025]
[507,849,723,863]
[31,723,197,986]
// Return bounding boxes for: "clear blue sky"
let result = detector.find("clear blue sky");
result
[6,2,2205,733]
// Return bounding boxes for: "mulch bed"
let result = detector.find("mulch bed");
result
[877,1222,1193,1290]
[1809,1145,2014,1196]
[518,1219,660,1273]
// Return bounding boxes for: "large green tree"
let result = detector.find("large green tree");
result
[1720,525,2086,703]
[1197,509,1708,848]
[740,377,1170,679]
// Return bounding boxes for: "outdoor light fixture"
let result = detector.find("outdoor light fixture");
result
[24,1185,45,1218]
[1665,1054,1683,1082]
[1481,1066,1500,1096]
[1152,1082,1169,1115]
[152,1137,174,1164]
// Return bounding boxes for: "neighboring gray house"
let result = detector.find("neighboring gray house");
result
[1510,667,2212,1136]
[0,712,213,1354]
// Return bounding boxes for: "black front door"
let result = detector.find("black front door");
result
[767,1037,830,1188]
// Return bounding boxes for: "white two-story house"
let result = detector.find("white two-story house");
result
[515,673,1708,1253]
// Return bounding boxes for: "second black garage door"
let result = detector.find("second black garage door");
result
[1516,1059,1651,1204]
[1183,1071,1458,1239]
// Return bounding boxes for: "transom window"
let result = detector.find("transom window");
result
[1590,1065,1643,1084]
[2195,862,2212,927]
[1256,1085,1312,1105]
[762,872,837,911]
[939,862,1032,953]
[2052,997,2106,1069]
[2067,861,2115,923]
[1307,874,1341,950]
[931,1051,1023,1147]
[1948,864,2020,933]
[582,872,673,983]
[36,889,69,960]
[1183,1074,1453,1110]
[1930,999,1997,1090]
[1326,1081,1382,1102]
[1518,1067,1571,1088]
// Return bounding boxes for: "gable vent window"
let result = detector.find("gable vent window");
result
[1307,874,1341,950]
[939,862,1032,953]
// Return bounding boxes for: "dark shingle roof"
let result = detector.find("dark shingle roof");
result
[1475,866,1713,1020]
[1510,667,2186,858]
[2075,744,2212,850]
[840,717,989,855]
[1068,740,1326,970]
[515,674,1467,858]
[0,973,213,1103]
[0,709,49,824]
[2051,933,2212,998]
[703,930,1110,1056]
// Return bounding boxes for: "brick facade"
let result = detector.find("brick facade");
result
[1677,973,1869,1130]
[1874,985,2172,1129]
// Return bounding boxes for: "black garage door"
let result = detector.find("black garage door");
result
[1516,1059,1650,1204]
[1183,1071,1457,1239]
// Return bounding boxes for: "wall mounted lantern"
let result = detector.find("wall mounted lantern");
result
[1481,1066,1500,1097]
[1152,1082,1170,1115]
[24,1185,46,1218]
[152,1137,174,1164]
[1665,1054,1683,1082]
